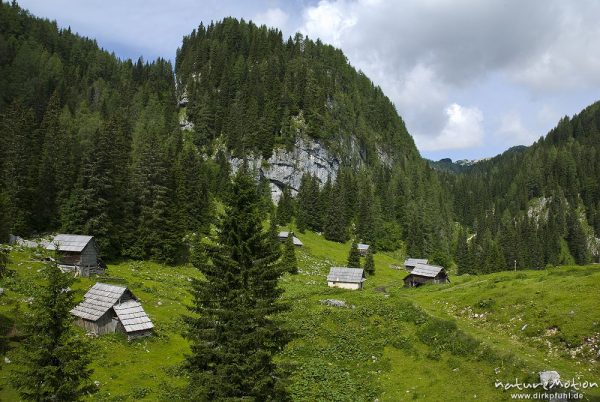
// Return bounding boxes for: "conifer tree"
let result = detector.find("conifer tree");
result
[363,248,375,276]
[282,233,298,274]
[567,209,591,264]
[324,179,348,242]
[455,229,471,275]
[185,170,289,401]
[10,256,94,401]
[356,177,377,244]
[295,174,312,233]
[267,216,280,251]
[0,192,9,244]
[347,242,361,268]
[276,187,294,226]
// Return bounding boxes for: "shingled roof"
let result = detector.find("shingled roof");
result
[327,267,365,283]
[410,264,445,278]
[113,300,154,333]
[71,283,128,321]
[46,234,94,252]
[278,231,303,246]
[404,258,429,267]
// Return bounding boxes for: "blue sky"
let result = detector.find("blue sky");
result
[17,0,600,161]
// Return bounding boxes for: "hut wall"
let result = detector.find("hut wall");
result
[75,311,116,335]
[327,281,362,290]
[80,242,98,267]
[126,329,153,341]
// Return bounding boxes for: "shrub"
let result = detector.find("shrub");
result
[416,317,480,356]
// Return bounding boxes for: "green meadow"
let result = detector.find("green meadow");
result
[0,231,599,401]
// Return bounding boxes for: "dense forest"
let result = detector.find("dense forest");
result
[0,1,213,262]
[444,103,600,273]
[1,2,599,273]
[176,17,453,256]
[0,5,452,262]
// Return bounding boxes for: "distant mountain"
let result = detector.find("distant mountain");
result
[427,158,476,173]
[428,146,528,174]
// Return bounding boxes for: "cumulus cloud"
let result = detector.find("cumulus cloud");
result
[254,8,289,31]
[299,0,600,153]
[496,112,537,146]
[416,104,484,151]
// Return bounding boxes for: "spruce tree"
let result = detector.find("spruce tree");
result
[282,233,298,274]
[455,228,470,275]
[324,178,348,242]
[10,257,94,401]
[363,248,375,276]
[347,242,361,268]
[567,209,591,265]
[185,170,289,401]
[0,245,8,278]
[276,186,294,226]
[0,192,9,244]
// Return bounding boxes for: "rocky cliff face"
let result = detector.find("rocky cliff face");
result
[230,137,340,202]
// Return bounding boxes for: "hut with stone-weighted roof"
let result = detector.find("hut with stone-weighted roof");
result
[71,283,154,340]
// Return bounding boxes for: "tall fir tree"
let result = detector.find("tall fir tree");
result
[185,170,289,401]
[347,242,361,268]
[282,233,298,274]
[10,256,94,401]
[324,178,348,243]
[363,248,375,276]
[454,228,469,275]
[276,186,294,226]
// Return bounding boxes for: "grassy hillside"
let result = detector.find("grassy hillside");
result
[0,233,599,401]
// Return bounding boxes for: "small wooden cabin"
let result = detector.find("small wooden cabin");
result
[357,243,370,256]
[403,258,429,272]
[71,283,154,340]
[46,234,102,277]
[403,264,449,287]
[327,267,365,290]
[278,231,303,247]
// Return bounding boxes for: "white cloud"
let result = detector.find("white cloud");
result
[416,104,484,151]
[254,8,289,31]
[496,112,537,146]
[298,0,600,154]
[300,1,357,46]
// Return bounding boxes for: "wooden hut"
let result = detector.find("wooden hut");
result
[403,264,449,287]
[71,283,154,340]
[46,234,102,277]
[278,231,303,247]
[403,258,429,272]
[357,243,370,256]
[327,267,365,290]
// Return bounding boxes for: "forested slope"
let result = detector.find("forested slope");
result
[0,6,453,261]
[0,1,213,262]
[445,103,600,273]
[176,18,453,256]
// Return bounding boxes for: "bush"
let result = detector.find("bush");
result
[477,298,496,310]
[416,317,480,356]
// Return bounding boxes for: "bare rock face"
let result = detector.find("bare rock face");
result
[230,136,340,202]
